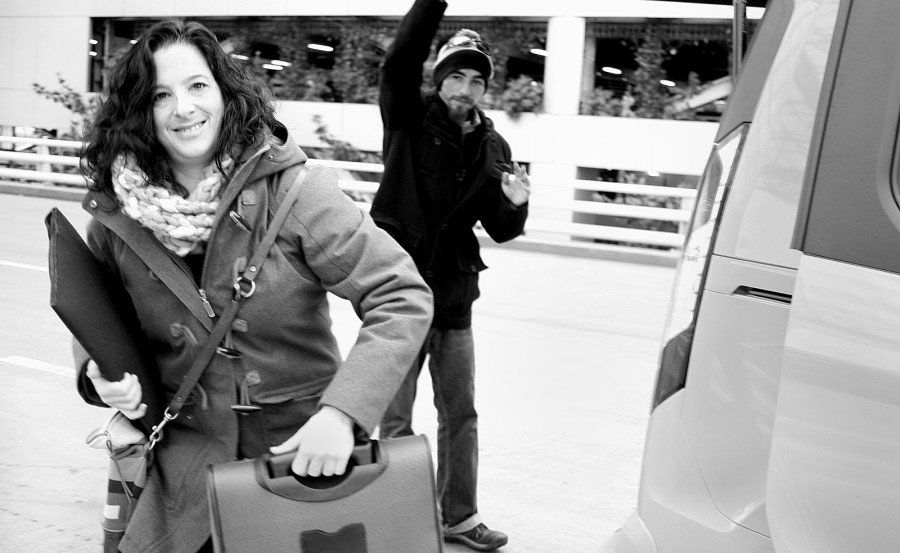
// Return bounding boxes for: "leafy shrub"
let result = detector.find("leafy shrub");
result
[32,74,98,140]
[497,76,544,118]
[581,88,637,118]
[305,115,383,203]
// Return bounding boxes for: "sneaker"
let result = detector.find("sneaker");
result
[444,523,508,551]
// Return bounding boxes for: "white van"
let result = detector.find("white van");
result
[600,0,900,551]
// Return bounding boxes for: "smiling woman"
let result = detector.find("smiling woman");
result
[72,18,433,553]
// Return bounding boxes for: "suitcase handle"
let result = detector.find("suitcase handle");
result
[254,442,387,502]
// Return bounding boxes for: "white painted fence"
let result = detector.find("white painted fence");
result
[0,135,698,264]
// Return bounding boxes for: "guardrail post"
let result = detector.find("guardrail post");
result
[529,162,577,242]
[37,144,52,174]
[525,15,587,244]
[678,195,695,236]
[0,126,13,151]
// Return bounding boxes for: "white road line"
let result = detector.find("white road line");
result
[1,355,72,378]
[0,260,47,272]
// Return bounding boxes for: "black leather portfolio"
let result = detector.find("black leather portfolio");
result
[46,207,162,435]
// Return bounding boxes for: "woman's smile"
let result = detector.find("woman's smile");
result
[174,120,207,134]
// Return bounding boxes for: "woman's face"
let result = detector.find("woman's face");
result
[151,42,224,178]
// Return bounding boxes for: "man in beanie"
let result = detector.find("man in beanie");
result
[372,0,530,550]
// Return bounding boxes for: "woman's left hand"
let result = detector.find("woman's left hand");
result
[501,161,531,207]
[270,405,355,477]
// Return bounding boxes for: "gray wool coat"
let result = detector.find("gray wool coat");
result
[76,129,433,553]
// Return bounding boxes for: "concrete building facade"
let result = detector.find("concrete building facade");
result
[1,1,763,132]
[0,1,764,245]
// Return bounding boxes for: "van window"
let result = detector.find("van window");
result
[792,0,900,274]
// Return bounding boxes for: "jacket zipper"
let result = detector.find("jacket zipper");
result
[193,144,270,322]
[198,289,216,318]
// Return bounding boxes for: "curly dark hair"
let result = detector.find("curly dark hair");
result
[80,19,278,193]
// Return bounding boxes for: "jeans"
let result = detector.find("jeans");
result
[380,326,478,528]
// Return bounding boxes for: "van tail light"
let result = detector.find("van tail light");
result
[652,124,749,410]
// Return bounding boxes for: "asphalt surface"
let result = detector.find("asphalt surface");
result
[0,192,676,553]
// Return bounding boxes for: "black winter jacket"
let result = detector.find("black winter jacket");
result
[371,0,528,329]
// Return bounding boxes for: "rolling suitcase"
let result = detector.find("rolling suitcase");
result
[207,435,442,552]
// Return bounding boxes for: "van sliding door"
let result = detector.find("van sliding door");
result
[770,0,900,551]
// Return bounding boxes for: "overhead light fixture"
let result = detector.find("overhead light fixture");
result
[89,51,98,57]
[530,48,548,57]
[660,79,675,87]
[271,59,292,67]
[130,39,138,44]
[231,54,249,61]
[602,66,622,75]
[307,43,334,53]
[89,39,98,45]
[261,63,284,71]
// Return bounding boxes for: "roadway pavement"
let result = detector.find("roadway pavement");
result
[0,192,676,553]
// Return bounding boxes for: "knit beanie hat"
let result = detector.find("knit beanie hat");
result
[432,29,494,87]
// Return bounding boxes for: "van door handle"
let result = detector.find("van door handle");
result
[733,286,792,304]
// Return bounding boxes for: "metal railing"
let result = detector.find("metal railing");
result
[0,136,696,262]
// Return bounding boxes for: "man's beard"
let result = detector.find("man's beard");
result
[447,97,474,123]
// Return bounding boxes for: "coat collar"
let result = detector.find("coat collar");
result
[82,189,217,330]
[423,94,495,143]
[217,123,306,215]
[81,124,308,330]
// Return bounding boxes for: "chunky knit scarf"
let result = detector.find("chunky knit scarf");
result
[111,154,232,256]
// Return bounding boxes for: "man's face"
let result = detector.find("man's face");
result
[438,68,486,123]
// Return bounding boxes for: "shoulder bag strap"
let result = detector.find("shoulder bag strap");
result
[148,165,309,448]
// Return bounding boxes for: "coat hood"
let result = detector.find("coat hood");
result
[247,122,307,181]
[220,122,307,203]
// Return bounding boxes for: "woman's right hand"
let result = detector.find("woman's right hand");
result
[85,360,147,420]
[269,405,355,477]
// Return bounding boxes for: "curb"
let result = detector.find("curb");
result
[477,235,678,267]
[1,181,86,202]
